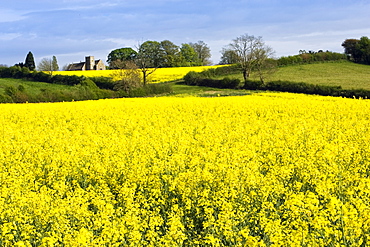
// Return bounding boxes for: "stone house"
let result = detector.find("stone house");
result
[66,56,106,71]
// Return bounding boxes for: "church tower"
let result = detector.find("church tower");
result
[85,56,95,70]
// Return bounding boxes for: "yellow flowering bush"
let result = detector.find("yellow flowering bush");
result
[1,93,370,246]
[54,66,223,83]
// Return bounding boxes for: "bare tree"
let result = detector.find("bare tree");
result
[38,56,59,75]
[111,61,142,93]
[228,34,262,82]
[253,45,276,84]
[38,58,53,75]
[228,34,275,85]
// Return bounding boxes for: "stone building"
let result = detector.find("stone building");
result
[66,56,106,71]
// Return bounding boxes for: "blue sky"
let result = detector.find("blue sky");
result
[1,0,369,68]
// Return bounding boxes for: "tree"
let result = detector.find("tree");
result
[180,44,201,66]
[253,46,276,84]
[38,58,53,74]
[189,41,212,65]
[357,36,370,65]
[227,34,274,84]
[160,40,181,67]
[24,51,36,71]
[38,56,59,75]
[52,56,59,71]
[342,37,370,64]
[342,39,361,62]
[107,48,137,69]
[111,61,142,93]
[219,48,239,64]
[136,41,162,85]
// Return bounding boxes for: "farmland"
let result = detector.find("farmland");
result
[55,65,224,83]
[1,93,370,245]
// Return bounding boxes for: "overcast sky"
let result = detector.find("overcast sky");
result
[1,0,370,68]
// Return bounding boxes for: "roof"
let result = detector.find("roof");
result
[66,62,85,71]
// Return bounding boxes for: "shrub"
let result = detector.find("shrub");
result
[243,80,262,90]
[90,77,115,90]
[81,78,99,90]
[31,71,52,82]
[183,71,202,85]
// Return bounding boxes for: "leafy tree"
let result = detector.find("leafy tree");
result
[24,51,36,71]
[52,56,59,71]
[189,41,212,65]
[357,36,370,65]
[342,36,370,65]
[160,40,181,67]
[107,48,137,69]
[219,48,239,65]
[342,39,361,62]
[180,44,201,66]
[136,41,162,85]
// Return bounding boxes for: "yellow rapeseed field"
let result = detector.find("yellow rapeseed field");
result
[1,93,370,246]
[55,66,223,83]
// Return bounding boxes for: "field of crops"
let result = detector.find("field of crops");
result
[55,66,222,83]
[1,93,370,246]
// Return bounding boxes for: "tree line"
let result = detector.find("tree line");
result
[107,40,212,69]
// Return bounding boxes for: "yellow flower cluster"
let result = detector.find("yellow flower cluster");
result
[55,66,222,83]
[1,93,370,246]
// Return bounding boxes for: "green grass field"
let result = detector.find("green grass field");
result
[0,77,71,95]
[258,61,370,90]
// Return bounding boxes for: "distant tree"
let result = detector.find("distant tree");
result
[24,51,36,71]
[227,34,275,84]
[107,48,137,69]
[38,58,53,74]
[342,39,361,62]
[52,56,59,71]
[357,36,370,65]
[38,56,59,75]
[160,40,181,67]
[14,62,24,68]
[219,48,239,64]
[342,37,370,64]
[111,61,142,93]
[180,44,201,66]
[189,41,212,65]
[136,41,162,85]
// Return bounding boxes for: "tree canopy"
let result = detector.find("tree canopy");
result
[107,48,138,69]
[25,51,36,71]
[342,36,370,65]
[106,40,210,69]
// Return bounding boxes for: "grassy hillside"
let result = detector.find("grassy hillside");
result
[0,78,71,95]
[260,61,370,90]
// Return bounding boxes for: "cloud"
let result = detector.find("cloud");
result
[0,9,27,23]
[0,33,22,41]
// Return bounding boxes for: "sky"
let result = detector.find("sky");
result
[1,0,370,68]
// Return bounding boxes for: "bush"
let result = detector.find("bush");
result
[183,71,202,85]
[81,78,99,90]
[243,80,262,90]
[31,71,52,82]
[90,77,115,90]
